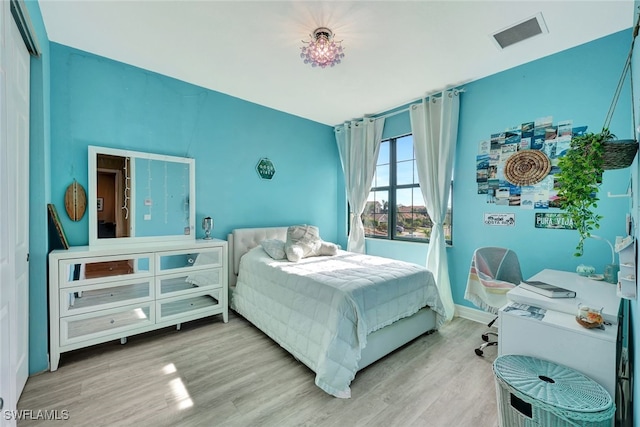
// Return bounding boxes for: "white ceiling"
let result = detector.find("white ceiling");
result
[38,0,634,125]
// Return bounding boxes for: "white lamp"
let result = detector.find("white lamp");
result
[590,235,618,283]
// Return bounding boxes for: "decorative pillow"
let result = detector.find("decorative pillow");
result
[284,225,339,262]
[285,225,321,262]
[318,241,339,256]
[260,239,286,260]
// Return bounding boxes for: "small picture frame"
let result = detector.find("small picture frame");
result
[97,197,104,212]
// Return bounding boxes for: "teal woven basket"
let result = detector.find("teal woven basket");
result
[493,355,615,427]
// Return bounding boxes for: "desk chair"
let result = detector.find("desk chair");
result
[464,247,522,356]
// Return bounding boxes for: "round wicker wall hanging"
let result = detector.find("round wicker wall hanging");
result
[503,150,551,186]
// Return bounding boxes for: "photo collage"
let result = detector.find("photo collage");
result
[476,116,587,208]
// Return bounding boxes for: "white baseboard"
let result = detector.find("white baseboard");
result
[454,304,496,325]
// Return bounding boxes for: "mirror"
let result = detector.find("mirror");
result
[88,146,196,246]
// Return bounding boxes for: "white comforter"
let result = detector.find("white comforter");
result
[231,247,444,398]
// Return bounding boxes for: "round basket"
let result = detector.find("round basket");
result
[602,139,638,170]
[503,150,551,186]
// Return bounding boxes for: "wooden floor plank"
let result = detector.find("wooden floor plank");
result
[18,312,498,426]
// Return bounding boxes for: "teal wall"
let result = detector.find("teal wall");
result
[24,0,50,375]
[49,43,340,248]
[23,4,638,422]
[28,42,340,374]
[367,30,632,312]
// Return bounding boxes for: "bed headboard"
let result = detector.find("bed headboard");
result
[227,226,288,286]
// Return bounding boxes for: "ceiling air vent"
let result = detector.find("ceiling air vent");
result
[492,13,548,50]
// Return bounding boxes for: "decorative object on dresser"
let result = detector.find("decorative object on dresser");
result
[202,216,213,240]
[48,239,228,371]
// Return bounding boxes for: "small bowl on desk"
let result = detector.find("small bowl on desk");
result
[576,264,596,276]
[575,305,604,329]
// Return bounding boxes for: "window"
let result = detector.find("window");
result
[362,134,453,243]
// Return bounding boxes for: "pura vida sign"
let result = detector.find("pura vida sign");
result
[534,213,576,230]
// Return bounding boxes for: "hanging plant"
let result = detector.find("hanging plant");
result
[556,130,611,256]
[555,18,640,256]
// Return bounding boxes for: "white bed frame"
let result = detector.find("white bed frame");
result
[227,226,437,371]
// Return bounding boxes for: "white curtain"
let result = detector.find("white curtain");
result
[335,118,385,253]
[409,91,460,323]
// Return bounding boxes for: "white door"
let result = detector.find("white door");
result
[0,0,15,422]
[0,0,31,424]
[11,4,31,398]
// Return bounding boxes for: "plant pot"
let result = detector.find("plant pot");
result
[602,139,638,170]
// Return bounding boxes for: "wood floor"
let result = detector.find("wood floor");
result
[18,312,498,427]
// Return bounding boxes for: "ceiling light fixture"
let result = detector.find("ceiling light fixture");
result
[300,27,344,68]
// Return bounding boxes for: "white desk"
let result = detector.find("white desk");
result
[498,269,621,400]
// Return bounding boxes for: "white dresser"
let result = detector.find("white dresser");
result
[498,269,621,399]
[48,239,228,371]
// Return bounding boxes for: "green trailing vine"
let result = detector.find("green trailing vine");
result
[556,129,613,256]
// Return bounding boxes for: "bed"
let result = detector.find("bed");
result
[227,226,445,398]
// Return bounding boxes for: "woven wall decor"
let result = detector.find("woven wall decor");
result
[503,150,551,186]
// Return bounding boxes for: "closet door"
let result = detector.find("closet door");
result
[0,0,31,423]
[10,0,31,399]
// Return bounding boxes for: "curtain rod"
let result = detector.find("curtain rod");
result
[334,86,464,128]
[372,87,465,121]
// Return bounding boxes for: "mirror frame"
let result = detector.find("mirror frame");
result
[88,146,196,247]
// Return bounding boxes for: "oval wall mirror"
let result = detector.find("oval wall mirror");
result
[64,180,87,221]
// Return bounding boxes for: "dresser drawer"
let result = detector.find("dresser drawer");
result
[59,253,154,288]
[60,278,154,317]
[156,289,222,323]
[156,247,223,274]
[156,268,223,298]
[60,303,155,346]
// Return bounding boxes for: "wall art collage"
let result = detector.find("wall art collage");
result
[476,115,587,209]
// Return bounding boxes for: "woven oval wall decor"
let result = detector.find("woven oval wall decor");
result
[503,150,551,186]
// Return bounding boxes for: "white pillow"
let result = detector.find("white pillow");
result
[284,225,339,262]
[261,239,286,260]
[285,225,321,262]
